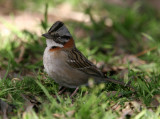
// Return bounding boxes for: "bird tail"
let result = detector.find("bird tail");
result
[104,77,134,90]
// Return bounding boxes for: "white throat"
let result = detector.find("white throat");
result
[46,39,63,48]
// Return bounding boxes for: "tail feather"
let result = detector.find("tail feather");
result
[104,77,134,90]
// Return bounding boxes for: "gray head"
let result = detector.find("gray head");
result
[42,21,72,46]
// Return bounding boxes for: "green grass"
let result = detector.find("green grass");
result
[0,1,160,119]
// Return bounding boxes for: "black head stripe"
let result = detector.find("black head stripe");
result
[61,35,72,39]
[48,21,64,33]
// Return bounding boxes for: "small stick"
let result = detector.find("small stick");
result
[70,87,79,98]
[135,47,157,57]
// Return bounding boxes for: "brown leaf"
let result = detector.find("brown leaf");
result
[11,78,21,83]
[119,101,143,119]
[130,101,142,112]
[66,110,75,117]
[150,95,160,108]
[119,102,133,119]
[53,113,64,118]
[111,102,121,111]
[120,55,146,66]
[21,94,41,114]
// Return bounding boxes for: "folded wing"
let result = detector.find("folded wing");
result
[67,48,104,78]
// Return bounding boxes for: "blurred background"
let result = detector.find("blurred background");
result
[0,0,160,77]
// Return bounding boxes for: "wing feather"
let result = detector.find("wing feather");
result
[67,48,104,77]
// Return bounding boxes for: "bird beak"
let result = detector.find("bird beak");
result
[42,33,52,39]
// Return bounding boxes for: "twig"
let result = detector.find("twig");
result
[135,47,157,57]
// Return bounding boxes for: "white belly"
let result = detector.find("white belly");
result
[43,47,88,88]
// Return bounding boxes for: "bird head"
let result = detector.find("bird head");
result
[42,21,73,48]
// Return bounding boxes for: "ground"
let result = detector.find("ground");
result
[0,1,160,119]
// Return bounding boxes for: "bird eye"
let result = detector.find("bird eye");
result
[57,36,61,39]
[55,33,59,37]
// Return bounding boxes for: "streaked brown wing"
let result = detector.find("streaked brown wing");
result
[67,48,104,77]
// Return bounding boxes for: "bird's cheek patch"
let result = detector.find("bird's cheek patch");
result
[64,39,74,48]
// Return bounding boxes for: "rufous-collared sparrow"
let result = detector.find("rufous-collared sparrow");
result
[42,21,131,95]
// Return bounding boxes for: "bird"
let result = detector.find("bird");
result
[42,21,132,96]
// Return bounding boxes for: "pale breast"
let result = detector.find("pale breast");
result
[43,47,90,88]
[43,47,66,78]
